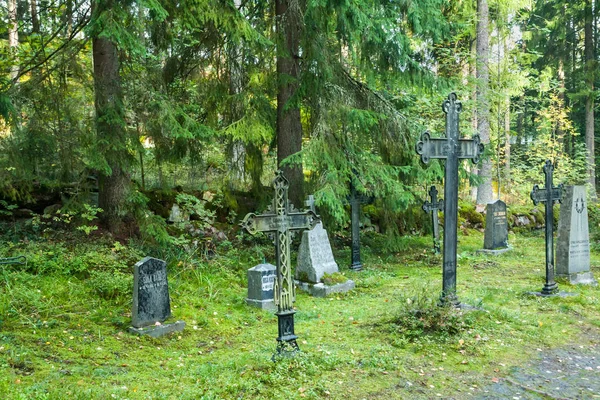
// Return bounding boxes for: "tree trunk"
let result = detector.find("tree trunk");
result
[276,0,304,207]
[476,0,493,204]
[585,0,597,199]
[30,0,40,34]
[92,3,131,233]
[8,0,19,83]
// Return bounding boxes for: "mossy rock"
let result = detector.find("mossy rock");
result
[458,201,484,226]
[322,272,348,285]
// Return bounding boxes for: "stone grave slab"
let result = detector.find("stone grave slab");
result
[556,185,596,285]
[295,196,354,298]
[130,257,185,337]
[478,199,511,255]
[246,263,277,310]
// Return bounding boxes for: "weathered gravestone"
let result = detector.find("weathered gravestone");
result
[295,195,355,297]
[530,160,574,297]
[556,185,596,285]
[246,263,277,310]
[241,171,320,355]
[479,200,510,255]
[130,257,185,337]
[416,93,484,306]
[423,185,443,254]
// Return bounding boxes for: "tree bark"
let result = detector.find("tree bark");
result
[30,0,40,34]
[476,0,493,204]
[276,0,304,206]
[585,0,597,199]
[92,2,131,233]
[8,0,19,84]
[470,38,478,201]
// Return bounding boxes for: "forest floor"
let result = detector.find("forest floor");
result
[0,226,599,399]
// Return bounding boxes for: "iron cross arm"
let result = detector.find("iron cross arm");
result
[241,210,319,235]
[530,185,564,206]
[423,199,444,213]
[415,132,485,164]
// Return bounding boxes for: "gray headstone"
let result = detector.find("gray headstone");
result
[168,204,189,223]
[130,257,185,336]
[295,222,339,283]
[483,200,509,250]
[556,186,596,285]
[246,263,276,310]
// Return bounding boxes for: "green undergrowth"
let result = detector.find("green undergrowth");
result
[0,226,599,399]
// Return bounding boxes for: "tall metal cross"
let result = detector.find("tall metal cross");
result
[423,185,444,254]
[241,171,320,354]
[416,93,484,306]
[349,178,372,271]
[530,160,563,295]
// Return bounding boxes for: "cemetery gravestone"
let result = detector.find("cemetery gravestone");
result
[241,171,320,355]
[130,257,185,337]
[246,263,277,310]
[416,93,484,306]
[479,200,510,254]
[556,186,596,285]
[349,178,373,271]
[296,196,355,297]
[530,160,570,296]
[423,185,443,254]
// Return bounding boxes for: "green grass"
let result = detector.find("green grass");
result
[0,228,599,399]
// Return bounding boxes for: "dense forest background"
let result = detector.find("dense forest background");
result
[0,0,598,246]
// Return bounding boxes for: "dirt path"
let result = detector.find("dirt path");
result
[478,341,600,400]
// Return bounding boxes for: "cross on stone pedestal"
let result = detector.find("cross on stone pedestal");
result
[416,93,484,306]
[349,179,373,271]
[423,186,444,254]
[531,160,563,296]
[241,171,320,355]
[305,195,316,213]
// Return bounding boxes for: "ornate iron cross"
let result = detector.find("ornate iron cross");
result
[530,160,563,295]
[416,93,484,306]
[423,185,444,254]
[241,171,320,354]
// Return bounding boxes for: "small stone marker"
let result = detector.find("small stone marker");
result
[530,160,574,297]
[479,200,510,254]
[415,93,484,306]
[556,186,596,285]
[130,257,185,337]
[423,185,443,254]
[296,195,355,297]
[168,204,189,224]
[246,263,277,310]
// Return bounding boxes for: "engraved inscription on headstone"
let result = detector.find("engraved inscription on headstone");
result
[556,186,596,285]
[246,263,277,310]
[483,200,509,251]
[130,257,185,337]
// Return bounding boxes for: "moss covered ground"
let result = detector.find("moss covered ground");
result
[0,228,599,399]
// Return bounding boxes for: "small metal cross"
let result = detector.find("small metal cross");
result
[423,186,444,254]
[349,178,373,271]
[241,171,320,355]
[530,160,563,295]
[305,195,316,214]
[415,93,484,306]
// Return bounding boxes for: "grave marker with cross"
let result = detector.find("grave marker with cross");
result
[530,160,563,295]
[349,178,373,271]
[241,171,320,355]
[423,185,444,254]
[416,93,484,306]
